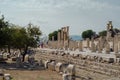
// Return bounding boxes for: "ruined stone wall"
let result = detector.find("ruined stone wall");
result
[48,41,58,49]
[69,41,78,50]
[38,50,120,77]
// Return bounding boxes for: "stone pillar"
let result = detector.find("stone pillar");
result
[52,36,54,41]
[66,26,69,49]
[114,35,118,53]
[97,37,103,53]
[105,42,110,54]
[79,41,83,51]
[58,31,61,42]
[97,41,102,53]
[86,38,90,48]
[91,40,96,52]
[63,27,67,49]
[119,41,120,52]
[61,28,64,48]
[57,31,61,48]
[63,31,66,46]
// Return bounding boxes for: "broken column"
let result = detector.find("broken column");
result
[52,36,54,41]
[79,41,83,51]
[86,38,90,48]
[98,37,104,53]
[66,26,69,49]
[57,31,61,48]
[114,35,119,53]
[61,28,64,48]
[91,38,96,52]
[105,42,110,54]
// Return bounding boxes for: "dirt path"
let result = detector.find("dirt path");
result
[5,69,62,80]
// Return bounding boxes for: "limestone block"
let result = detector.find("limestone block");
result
[103,58,114,63]
[24,54,29,62]
[62,73,69,80]
[73,54,79,58]
[4,74,12,80]
[66,64,75,76]
[44,60,50,69]
[38,59,43,66]
[55,62,63,72]
[48,61,56,71]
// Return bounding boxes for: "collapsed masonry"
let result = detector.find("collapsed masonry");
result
[38,49,120,78]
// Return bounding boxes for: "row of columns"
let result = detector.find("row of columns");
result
[57,26,69,49]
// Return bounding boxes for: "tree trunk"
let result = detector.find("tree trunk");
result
[8,45,10,54]
[22,46,28,62]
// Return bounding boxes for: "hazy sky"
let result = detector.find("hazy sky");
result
[0,0,120,35]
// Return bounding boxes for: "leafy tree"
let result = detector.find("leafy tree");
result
[0,15,42,61]
[0,15,9,48]
[82,30,94,39]
[48,33,53,40]
[48,30,59,41]
[99,30,107,37]
[0,15,8,29]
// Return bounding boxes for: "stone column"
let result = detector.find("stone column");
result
[118,41,120,51]
[63,31,66,48]
[79,41,83,51]
[52,36,54,41]
[86,38,90,48]
[61,28,64,48]
[91,39,96,52]
[58,31,61,42]
[66,26,69,49]
[114,35,118,53]
[97,41,102,53]
[105,42,110,54]
[97,37,103,53]
[57,31,61,49]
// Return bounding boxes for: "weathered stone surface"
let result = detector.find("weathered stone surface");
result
[55,62,63,72]
[105,42,110,54]
[48,61,56,71]
[4,74,12,80]
[66,64,75,76]
[44,60,50,69]
[62,73,69,80]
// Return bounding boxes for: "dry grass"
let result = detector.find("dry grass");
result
[5,69,62,80]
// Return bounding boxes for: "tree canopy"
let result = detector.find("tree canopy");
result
[0,15,42,61]
[99,30,107,37]
[82,30,94,39]
[48,30,60,41]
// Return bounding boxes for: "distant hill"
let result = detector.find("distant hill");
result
[70,35,82,41]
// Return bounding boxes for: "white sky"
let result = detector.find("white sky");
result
[0,0,120,35]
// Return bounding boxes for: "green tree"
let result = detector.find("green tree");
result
[48,30,59,41]
[99,30,107,37]
[7,24,42,61]
[82,30,94,39]
[0,15,9,49]
[0,15,42,61]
